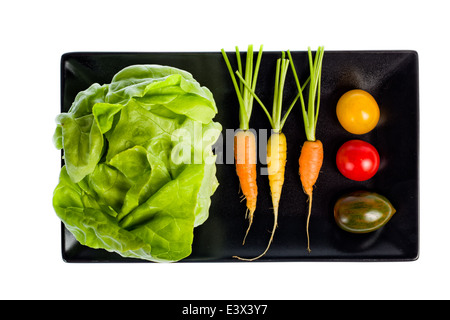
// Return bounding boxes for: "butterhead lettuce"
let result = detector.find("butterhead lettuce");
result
[53,65,222,262]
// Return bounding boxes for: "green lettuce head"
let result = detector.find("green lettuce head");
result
[53,65,222,262]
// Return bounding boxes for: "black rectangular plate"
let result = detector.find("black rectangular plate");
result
[60,50,419,262]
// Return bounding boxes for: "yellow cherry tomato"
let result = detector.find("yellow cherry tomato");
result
[336,89,380,134]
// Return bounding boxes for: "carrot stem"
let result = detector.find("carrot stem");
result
[235,52,311,133]
[288,47,324,142]
[280,77,311,129]
[235,71,274,128]
[221,45,264,130]
[236,46,243,94]
[221,49,248,128]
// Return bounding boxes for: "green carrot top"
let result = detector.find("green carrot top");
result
[288,47,325,142]
[222,46,324,137]
[221,45,264,131]
[235,51,310,133]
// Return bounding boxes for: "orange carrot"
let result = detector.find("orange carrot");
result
[288,46,325,253]
[222,45,263,244]
[234,130,258,243]
[299,140,323,196]
[299,140,323,252]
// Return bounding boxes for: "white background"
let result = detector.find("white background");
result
[1,0,449,300]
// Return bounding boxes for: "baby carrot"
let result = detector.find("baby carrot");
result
[288,47,325,253]
[298,140,323,252]
[234,129,258,243]
[222,45,263,244]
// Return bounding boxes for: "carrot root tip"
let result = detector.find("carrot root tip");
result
[242,209,255,245]
[306,193,313,254]
[234,208,279,261]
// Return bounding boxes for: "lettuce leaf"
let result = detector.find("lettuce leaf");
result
[53,64,221,262]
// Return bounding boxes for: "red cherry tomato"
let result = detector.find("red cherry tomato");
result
[336,140,380,181]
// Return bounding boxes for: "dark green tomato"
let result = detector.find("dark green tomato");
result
[334,191,396,233]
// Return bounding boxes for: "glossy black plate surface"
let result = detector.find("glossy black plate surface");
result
[60,50,419,262]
